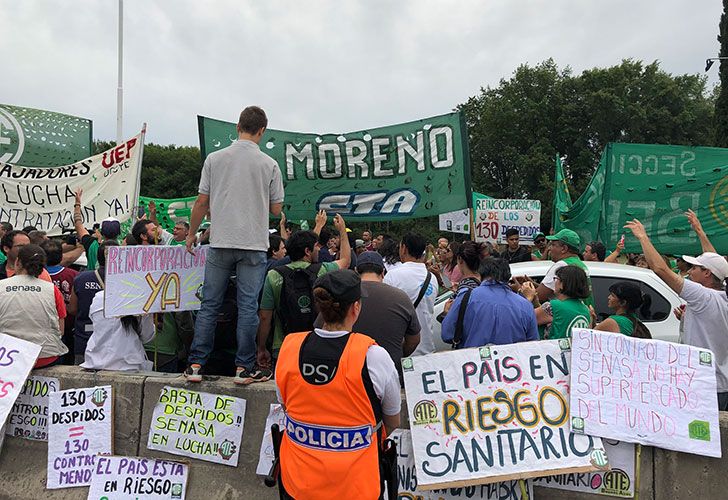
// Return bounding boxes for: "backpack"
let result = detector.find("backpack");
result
[275,263,323,335]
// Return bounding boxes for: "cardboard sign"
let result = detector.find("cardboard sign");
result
[391,429,533,500]
[256,404,285,476]
[147,386,246,466]
[47,386,114,489]
[569,328,721,457]
[439,209,471,234]
[0,334,42,430]
[0,134,143,236]
[104,245,208,317]
[474,199,541,245]
[87,455,189,500]
[533,440,636,498]
[5,375,59,441]
[402,340,606,489]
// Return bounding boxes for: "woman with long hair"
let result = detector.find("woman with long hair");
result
[0,245,67,367]
[595,281,652,338]
[522,265,591,339]
[81,244,155,371]
[438,241,482,322]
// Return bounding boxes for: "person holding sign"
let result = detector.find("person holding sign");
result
[625,217,728,409]
[0,244,67,367]
[521,265,591,339]
[275,269,400,499]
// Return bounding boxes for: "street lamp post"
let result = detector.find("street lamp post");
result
[705,57,728,72]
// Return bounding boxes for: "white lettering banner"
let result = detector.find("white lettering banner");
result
[0,133,143,236]
[104,245,208,317]
[569,328,721,458]
[402,340,606,489]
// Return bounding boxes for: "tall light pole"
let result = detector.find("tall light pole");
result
[116,0,124,145]
[705,57,728,72]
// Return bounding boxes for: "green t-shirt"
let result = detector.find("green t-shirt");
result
[609,314,635,336]
[168,239,185,246]
[144,313,181,358]
[0,252,6,265]
[532,249,542,260]
[562,256,595,310]
[87,239,99,270]
[548,298,591,339]
[261,260,340,349]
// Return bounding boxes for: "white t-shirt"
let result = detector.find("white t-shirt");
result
[680,280,728,392]
[541,260,568,291]
[275,329,401,416]
[81,291,156,372]
[383,261,437,356]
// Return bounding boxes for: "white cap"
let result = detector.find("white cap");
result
[682,252,728,281]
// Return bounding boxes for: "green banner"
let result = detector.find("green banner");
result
[120,195,197,236]
[555,143,728,255]
[198,112,472,221]
[0,104,92,167]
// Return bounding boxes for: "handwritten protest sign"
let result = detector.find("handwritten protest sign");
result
[47,386,114,489]
[147,386,246,466]
[570,328,721,457]
[6,375,59,441]
[439,209,471,234]
[402,340,607,489]
[474,199,541,245]
[0,334,41,429]
[256,404,285,476]
[0,134,143,236]
[104,245,208,317]
[391,429,532,500]
[533,440,635,498]
[87,455,189,500]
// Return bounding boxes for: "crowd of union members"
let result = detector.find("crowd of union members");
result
[2,205,727,401]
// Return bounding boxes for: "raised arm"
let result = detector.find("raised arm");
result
[686,209,716,254]
[332,214,351,270]
[625,219,684,294]
[73,189,89,239]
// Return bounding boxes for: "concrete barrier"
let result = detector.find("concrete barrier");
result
[0,366,724,499]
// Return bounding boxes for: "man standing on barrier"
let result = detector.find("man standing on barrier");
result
[274,269,400,499]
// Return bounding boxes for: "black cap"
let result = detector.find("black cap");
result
[314,269,362,303]
[356,251,384,271]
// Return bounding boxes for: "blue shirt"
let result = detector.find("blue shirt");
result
[72,269,104,354]
[441,280,539,348]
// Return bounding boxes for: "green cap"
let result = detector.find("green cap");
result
[534,232,545,240]
[546,229,580,249]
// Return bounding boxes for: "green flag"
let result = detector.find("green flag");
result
[552,155,573,232]
[198,112,472,221]
[0,104,92,167]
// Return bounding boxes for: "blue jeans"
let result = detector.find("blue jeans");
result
[188,248,267,370]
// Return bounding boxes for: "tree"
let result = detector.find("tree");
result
[716,0,728,146]
[459,59,715,228]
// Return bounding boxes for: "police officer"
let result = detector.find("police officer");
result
[275,269,401,499]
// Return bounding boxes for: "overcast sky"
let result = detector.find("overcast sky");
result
[1,0,722,146]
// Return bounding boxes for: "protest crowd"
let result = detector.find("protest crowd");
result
[2,105,728,499]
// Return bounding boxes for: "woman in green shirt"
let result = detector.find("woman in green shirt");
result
[595,281,651,338]
[522,265,591,339]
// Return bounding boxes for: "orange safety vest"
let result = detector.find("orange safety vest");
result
[276,331,384,500]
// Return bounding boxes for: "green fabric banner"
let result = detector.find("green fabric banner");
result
[0,104,92,167]
[120,195,197,236]
[197,112,472,221]
[552,155,572,232]
[555,143,728,255]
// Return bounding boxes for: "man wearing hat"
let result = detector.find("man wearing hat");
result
[626,218,728,409]
[531,232,548,260]
[315,251,421,370]
[275,269,400,499]
[535,228,595,308]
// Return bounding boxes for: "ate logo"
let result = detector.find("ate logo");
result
[0,107,25,164]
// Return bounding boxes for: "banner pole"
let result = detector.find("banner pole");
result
[518,479,529,500]
[133,123,147,220]
[634,443,642,500]
[116,0,124,145]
